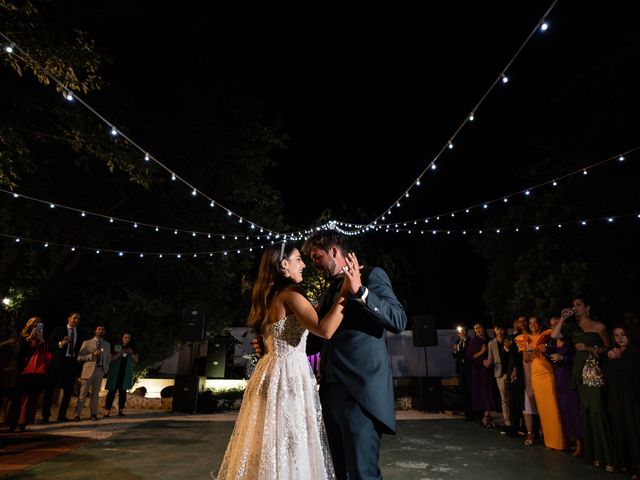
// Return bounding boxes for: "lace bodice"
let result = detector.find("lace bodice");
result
[263,315,308,357]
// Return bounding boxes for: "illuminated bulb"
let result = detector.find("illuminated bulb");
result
[496,229,501,234]
[110,126,118,136]
[174,229,178,235]
[483,204,488,209]
[416,179,421,186]
[469,113,475,121]
[405,192,409,198]
[396,202,401,207]
[208,234,211,239]
[448,142,453,149]
[238,218,243,223]
[525,190,531,196]
[619,155,625,161]
[65,91,74,101]
[171,173,176,181]
[540,21,548,31]
[535,226,540,230]
[5,42,15,53]
[159,254,163,258]
[501,74,509,84]
[144,153,150,161]
[50,203,55,208]
[210,201,215,207]
[155,226,159,232]
[581,221,587,225]
[451,213,455,217]
[81,211,86,217]
[503,198,508,203]
[177,254,182,259]
[109,218,114,223]
[134,223,138,228]
[583,169,588,175]
[44,243,48,247]
[431,163,437,170]
[222,235,226,239]
[463,231,467,235]
[192,232,196,237]
[96,250,100,254]
[13,193,18,198]
[432,231,436,235]
[553,180,558,186]
[465,209,469,213]
[15,238,20,243]
[224,252,228,256]
[139,254,144,258]
[557,224,562,228]
[118,252,123,256]
[608,217,614,222]
[227,211,232,216]
[70,247,75,252]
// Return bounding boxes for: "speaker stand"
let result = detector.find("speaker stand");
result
[418,346,429,412]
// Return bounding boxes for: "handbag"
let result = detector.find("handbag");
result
[582,349,605,387]
[22,342,51,375]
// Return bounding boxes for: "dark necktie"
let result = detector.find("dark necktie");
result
[67,328,74,356]
[96,340,102,367]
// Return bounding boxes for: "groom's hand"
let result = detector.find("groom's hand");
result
[251,337,264,358]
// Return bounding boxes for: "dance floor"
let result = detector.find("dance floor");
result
[1,411,610,479]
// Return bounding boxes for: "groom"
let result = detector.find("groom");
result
[302,230,407,480]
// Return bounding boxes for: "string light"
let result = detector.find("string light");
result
[0,31,283,238]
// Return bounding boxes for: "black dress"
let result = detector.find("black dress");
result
[603,343,640,475]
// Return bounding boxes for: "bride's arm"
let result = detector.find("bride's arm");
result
[283,287,347,339]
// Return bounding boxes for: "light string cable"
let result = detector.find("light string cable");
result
[355,0,559,232]
[373,146,639,230]
[0,232,276,259]
[0,187,303,242]
[0,31,284,238]
[377,210,640,237]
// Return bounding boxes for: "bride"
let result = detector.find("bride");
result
[213,242,360,480]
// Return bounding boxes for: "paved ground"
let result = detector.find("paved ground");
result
[0,410,610,479]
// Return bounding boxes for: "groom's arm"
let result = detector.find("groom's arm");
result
[359,267,407,334]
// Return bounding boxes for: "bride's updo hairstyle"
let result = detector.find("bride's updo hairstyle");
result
[248,243,297,335]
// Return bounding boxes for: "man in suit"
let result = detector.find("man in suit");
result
[73,324,111,421]
[452,324,473,420]
[484,324,511,432]
[302,230,407,480]
[506,315,527,437]
[41,311,82,423]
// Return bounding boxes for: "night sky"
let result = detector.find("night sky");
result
[85,1,639,229]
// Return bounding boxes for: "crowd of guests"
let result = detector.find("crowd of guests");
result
[0,309,139,432]
[453,297,640,478]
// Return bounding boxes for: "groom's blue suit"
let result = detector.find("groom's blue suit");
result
[317,266,407,480]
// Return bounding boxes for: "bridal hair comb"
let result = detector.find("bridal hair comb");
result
[279,242,286,261]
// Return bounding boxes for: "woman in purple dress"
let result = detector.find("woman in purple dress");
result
[548,316,583,457]
[467,323,495,428]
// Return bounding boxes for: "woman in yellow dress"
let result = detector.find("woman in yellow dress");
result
[526,316,567,450]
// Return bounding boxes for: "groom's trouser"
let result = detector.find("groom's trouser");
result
[320,382,383,480]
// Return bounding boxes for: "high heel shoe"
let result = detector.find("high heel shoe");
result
[524,432,534,446]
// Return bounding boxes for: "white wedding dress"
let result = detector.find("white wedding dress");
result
[214,315,335,480]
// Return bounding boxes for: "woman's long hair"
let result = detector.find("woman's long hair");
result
[248,243,297,335]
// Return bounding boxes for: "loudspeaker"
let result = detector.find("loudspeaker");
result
[415,377,443,412]
[181,308,206,342]
[172,375,206,413]
[412,314,438,347]
[205,336,230,378]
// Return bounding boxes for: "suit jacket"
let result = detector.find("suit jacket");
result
[453,336,471,375]
[318,266,407,434]
[486,338,505,378]
[47,325,83,371]
[77,338,111,379]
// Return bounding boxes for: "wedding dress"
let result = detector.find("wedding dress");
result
[214,315,335,480]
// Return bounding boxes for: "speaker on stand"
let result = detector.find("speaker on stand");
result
[412,315,441,411]
[181,308,206,342]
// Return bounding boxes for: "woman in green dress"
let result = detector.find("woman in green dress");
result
[105,332,138,417]
[551,297,614,472]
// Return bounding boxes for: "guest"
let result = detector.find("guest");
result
[0,308,20,415]
[74,324,111,421]
[623,311,640,346]
[4,317,48,432]
[527,316,567,450]
[604,325,640,478]
[506,315,527,438]
[547,316,583,457]
[551,297,614,472]
[515,325,539,445]
[467,323,495,428]
[452,324,473,420]
[41,311,83,423]
[105,332,138,417]
[484,324,511,432]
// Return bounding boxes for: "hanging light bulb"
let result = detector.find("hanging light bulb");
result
[540,21,548,32]
[110,126,118,136]
[469,112,475,121]
[501,73,509,84]
[144,153,150,161]
[4,42,15,53]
